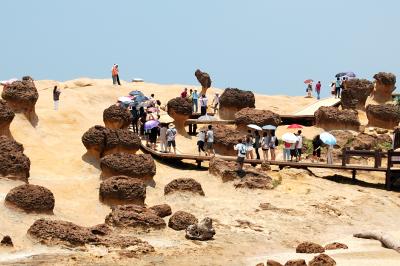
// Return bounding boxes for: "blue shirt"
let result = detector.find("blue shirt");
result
[192,92,198,100]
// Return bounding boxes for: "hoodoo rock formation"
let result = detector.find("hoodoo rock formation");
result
[0,136,30,181]
[234,108,281,132]
[0,100,15,137]
[219,88,255,120]
[213,124,243,156]
[185,217,216,241]
[168,211,198,231]
[105,204,166,229]
[149,204,172,218]
[5,184,55,213]
[1,80,39,124]
[103,105,131,129]
[308,254,336,266]
[195,69,212,96]
[295,241,325,253]
[341,79,374,109]
[315,106,360,131]
[27,219,154,252]
[366,104,400,129]
[372,72,396,103]
[100,153,156,183]
[99,176,146,206]
[167,97,192,135]
[164,178,205,196]
[82,126,141,158]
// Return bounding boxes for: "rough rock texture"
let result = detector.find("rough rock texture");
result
[350,133,392,150]
[82,125,141,158]
[210,158,274,189]
[267,260,283,266]
[5,184,54,213]
[373,72,396,103]
[164,178,205,196]
[195,69,212,95]
[295,242,325,253]
[168,211,198,231]
[0,136,30,181]
[149,204,172,218]
[341,79,374,109]
[324,242,348,250]
[105,204,166,229]
[366,104,400,129]
[103,105,131,129]
[315,107,360,131]
[0,236,13,247]
[100,153,156,183]
[167,97,192,135]
[27,219,154,253]
[329,130,355,148]
[234,108,281,132]
[185,217,216,241]
[1,80,39,123]
[219,88,256,120]
[308,254,336,266]
[213,124,243,156]
[283,259,307,266]
[0,100,15,137]
[99,176,146,206]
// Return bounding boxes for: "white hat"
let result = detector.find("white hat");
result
[168,123,175,129]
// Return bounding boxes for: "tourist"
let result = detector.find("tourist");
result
[112,64,121,85]
[211,93,220,114]
[53,86,61,110]
[197,129,206,156]
[139,106,147,136]
[205,125,215,156]
[253,130,261,160]
[261,132,270,161]
[295,130,303,161]
[330,82,336,96]
[159,123,168,153]
[234,139,247,172]
[315,81,321,100]
[335,77,341,98]
[130,105,139,133]
[149,123,159,150]
[312,134,323,162]
[181,88,188,98]
[166,123,177,154]
[245,132,254,159]
[192,89,199,113]
[290,140,297,161]
[269,130,277,161]
[326,145,333,164]
[283,141,291,161]
[342,77,347,91]
[306,82,313,97]
[200,94,208,116]
[149,93,156,106]
[189,89,193,101]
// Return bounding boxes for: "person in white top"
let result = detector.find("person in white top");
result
[199,94,208,116]
[211,93,220,114]
[197,130,206,156]
[159,124,168,153]
[234,139,247,172]
[295,130,303,161]
[205,125,215,156]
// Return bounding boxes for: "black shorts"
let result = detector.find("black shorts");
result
[290,149,297,157]
[167,140,176,147]
[237,156,245,163]
[313,149,321,157]
[297,149,302,156]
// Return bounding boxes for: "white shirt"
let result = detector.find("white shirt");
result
[200,97,208,107]
[197,131,206,142]
[166,128,176,141]
[206,130,214,143]
[296,135,303,149]
[234,143,247,157]
[160,127,167,140]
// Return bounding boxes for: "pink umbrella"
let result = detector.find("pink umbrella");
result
[304,79,313,84]
[287,124,303,129]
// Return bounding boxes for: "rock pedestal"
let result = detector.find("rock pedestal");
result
[219,88,255,120]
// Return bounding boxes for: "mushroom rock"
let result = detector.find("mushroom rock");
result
[366,104,400,129]
[99,176,146,206]
[234,107,281,132]
[315,106,360,131]
[0,136,30,181]
[0,235,13,247]
[81,125,109,158]
[164,178,205,196]
[341,79,373,109]
[234,175,274,190]
[295,241,325,253]
[219,88,256,120]
[22,76,34,82]
[100,153,156,184]
[1,80,39,124]
[168,211,198,231]
[103,105,131,129]
[27,219,154,252]
[372,72,396,103]
[167,97,192,135]
[195,69,212,96]
[103,129,141,156]
[283,259,307,266]
[149,204,172,218]
[267,260,283,266]
[105,204,166,229]
[213,124,243,156]
[5,184,54,213]
[0,100,15,137]
[324,242,348,250]
[351,133,378,150]
[185,217,215,241]
[308,254,336,266]
[329,130,355,148]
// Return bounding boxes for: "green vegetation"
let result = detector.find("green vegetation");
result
[376,141,392,151]
[272,176,282,188]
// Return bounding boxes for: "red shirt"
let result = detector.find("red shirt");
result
[181,91,187,98]
[316,83,321,91]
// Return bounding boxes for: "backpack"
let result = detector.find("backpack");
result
[239,144,247,155]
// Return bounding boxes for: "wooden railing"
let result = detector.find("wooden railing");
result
[341,147,384,168]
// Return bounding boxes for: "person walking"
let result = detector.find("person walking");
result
[130,105,139,133]
[295,130,303,161]
[205,125,215,156]
[335,77,341,98]
[53,86,61,110]
[181,88,188,98]
[166,123,177,154]
[197,129,206,156]
[315,81,321,100]
[149,124,159,150]
[261,132,270,161]
[253,130,261,160]
[192,89,199,113]
[159,123,168,153]
[269,130,277,161]
[112,64,121,85]
[234,139,247,173]
[211,93,220,114]
[312,134,323,162]
[199,94,208,116]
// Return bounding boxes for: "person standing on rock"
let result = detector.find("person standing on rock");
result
[211,93,220,114]
[335,77,341,98]
[315,81,322,100]
[166,123,177,154]
[192,89,199,113]
[181,88,188,98]
[197,129,206,156]
[200,94,208,116]
[234,139,247,172]
[53,86,61,110]
[295,130,303,161]
[205,125,215,156]
[111,64,121,85]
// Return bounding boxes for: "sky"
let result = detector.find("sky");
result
[1,0,399,96]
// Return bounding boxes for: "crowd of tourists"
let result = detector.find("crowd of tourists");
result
[180,87,220,115]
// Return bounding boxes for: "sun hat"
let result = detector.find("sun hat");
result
[168,123,175,129]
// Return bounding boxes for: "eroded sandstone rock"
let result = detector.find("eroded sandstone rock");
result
[103,105,131,129]
[341,79,373,109]
[167,97,192,135]
[0,136,30,181]
[195,69,212,96]
[99,176,146,206]
[372,72,396,103]
[164,178,205,196]
[366,104,400,129]
[308,254,336,266]
[315,107,360,131]
[234,108,281,132]
[219,88,255,120]
[295,241,325,253]
[213,124,243,156]
[5,184,54,213]
[0,100,15,137]
[105,205,166,229]
[168,211,198,231]
[149,204,172,218]
[185,217,215,241]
